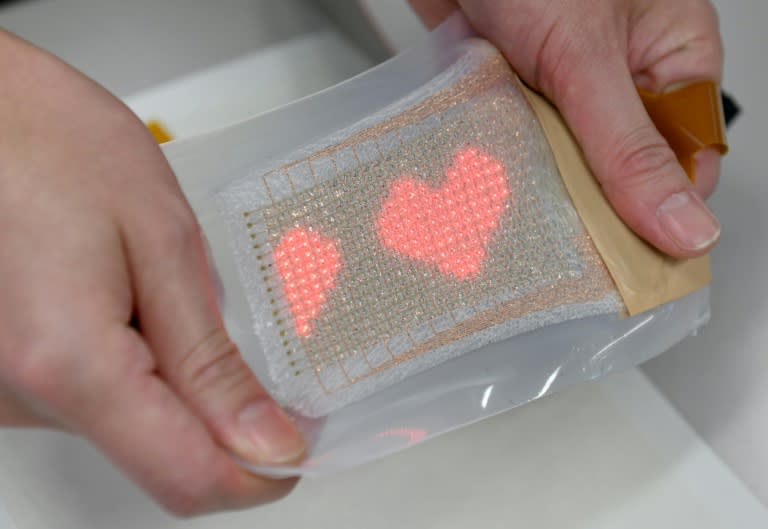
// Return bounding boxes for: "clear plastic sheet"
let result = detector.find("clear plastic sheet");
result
[162,13,711,477]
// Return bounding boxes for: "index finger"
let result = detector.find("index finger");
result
[60,324,297,515]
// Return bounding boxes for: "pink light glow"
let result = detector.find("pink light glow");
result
[376,146,510,279]
[274,227,342,337]
[376,427,428,444]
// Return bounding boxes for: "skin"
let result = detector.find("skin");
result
[0,0,724,516]
[0,31,303,515]
[410,0,724,255]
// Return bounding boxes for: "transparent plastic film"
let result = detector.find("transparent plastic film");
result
[217,42,623,418]
[161,13,713,477]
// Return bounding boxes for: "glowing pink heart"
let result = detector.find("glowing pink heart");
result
[376,146,510,279]
[274,227,342,337]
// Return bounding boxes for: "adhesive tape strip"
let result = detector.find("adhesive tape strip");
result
[639,81,728,182]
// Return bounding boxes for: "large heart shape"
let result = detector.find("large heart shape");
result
[274,227,342,337]
[376,146,510,279]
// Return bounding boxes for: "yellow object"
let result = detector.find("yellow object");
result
[146,120,174,144]
[639,81,728,182]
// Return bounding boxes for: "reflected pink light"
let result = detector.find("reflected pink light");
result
[376,427,428,445]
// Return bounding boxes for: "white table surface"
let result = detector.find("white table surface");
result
[640,0,768,503]
[0,503,14,529]
[0,22,765,528]
[0,369,765,529]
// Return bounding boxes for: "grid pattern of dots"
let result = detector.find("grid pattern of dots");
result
[273,227,342,337]
[376,146,510,280]
[219,46,621,416]
[241,85,585,395]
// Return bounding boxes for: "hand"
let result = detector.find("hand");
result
[410,0,724,257]
[0,31,305,515]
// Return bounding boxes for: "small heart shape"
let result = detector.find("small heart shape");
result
[274,227,342,337]
[376,146,510,279]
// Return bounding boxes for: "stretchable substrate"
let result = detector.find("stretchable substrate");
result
[218,41,623,417]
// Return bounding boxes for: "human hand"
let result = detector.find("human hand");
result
[0,31,304,515]
[410,0,724,257]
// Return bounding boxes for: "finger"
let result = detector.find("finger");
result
[630,4,724,92]
[537,52,720,257]
[118,188,305,467]
[0,204,297,514]
[48,324,297,515]
[0,384,54,428]
[694,147,721,199]
[629,5,724,201]
[407,0,459,28]
[449,2,722,257]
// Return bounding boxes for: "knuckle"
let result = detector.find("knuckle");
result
[603,124,680,193]
[694,42,723,79]
[5,335,68,400]
[2,326,137,412]
[151,205,201,256]
[178,329,251,397]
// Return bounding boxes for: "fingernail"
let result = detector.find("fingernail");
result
[236,400,305,464]
[657,191,721,251]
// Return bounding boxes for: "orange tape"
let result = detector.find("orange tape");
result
[639,81,728,182]
[145,120,174,144]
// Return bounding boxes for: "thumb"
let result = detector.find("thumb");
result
[122,203,305,467]
[167,327,306,467]
[544,54,720,257]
